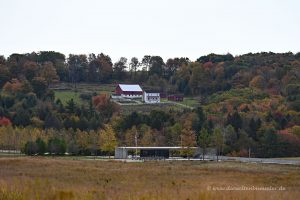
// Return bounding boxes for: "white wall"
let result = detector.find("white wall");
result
[143,92,160,103]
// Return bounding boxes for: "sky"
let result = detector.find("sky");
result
[1,0,299,62]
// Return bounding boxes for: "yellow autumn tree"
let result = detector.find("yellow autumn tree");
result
[140,127,155,147]
[99,124,118,158]
[180,128,197,159]
[179,114,197,158]
[125,126,138,147]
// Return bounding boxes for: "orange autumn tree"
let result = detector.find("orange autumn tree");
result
[3,79,23,94]
[92,93,120,120]
[180,113,197,158]
[249,75,266,90]
[39,61,59,87]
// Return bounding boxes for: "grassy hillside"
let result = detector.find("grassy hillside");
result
[54,91,82,105]
[0,157,299,200]
[53,83,201,111]
[53,83,115,105]
[121,103,185,114]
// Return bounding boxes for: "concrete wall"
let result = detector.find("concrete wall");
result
[115,148,128,159]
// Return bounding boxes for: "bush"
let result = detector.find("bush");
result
[24,138,47,155]
[48,138,66,155]
[79,93,92,101]
[24,141,38,155]
[36,138,46,155]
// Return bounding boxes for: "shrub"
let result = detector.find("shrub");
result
[24,138,47,155]
[79,93,92,101]
[35,138,46,155]
[48,138,66,155]
[24,141,38,155]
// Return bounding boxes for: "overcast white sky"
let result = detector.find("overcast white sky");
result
[1,0,299,61]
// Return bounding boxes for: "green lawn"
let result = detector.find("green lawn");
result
[161,97,200,108]
[181,97,199,107]
[121,103,182,114]
[53,83,116,105]
[54,91,82,105]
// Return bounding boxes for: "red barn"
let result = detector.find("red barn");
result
[168,94,184,102]
[115,84,143,98]
[160,93,167,99]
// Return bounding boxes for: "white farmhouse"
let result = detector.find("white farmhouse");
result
[143,90,160,103]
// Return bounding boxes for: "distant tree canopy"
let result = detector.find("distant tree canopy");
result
[197,53,234,63]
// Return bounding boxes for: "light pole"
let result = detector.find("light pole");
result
[135,130,138,159]
[248,147,251,159]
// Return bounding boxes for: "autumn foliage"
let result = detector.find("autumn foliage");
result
[92,93,120,118]
[3,79,23,94]
[0,117,12,126]
[0,51,300,158]
[92,93,111,110]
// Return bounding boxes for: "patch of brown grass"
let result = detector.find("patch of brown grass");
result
[0,157,299,199]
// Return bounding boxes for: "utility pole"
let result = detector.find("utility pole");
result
[248,147,251,159]
[221,127,225,159]
[135,130,138,159]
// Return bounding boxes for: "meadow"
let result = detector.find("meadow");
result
[0,157,299,200]
[121,103,186,114]
[53,83,115,105]
[52,82,200,112]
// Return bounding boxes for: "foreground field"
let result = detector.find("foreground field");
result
[0,157,299,200]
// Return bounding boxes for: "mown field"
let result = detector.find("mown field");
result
[0,157,299,200]
[53,83,115,105]
[121,103,188,114]
[52,83,200,111]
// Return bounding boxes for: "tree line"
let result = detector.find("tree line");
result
[0,51,300,158]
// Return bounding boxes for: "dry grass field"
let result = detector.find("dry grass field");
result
[0,157,299,200]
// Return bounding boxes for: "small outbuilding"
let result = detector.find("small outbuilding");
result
[168,94,184,102]
[143,90,160,103]
[160,93,167,99]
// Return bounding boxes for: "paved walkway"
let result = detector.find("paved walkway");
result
[207,156,300,165]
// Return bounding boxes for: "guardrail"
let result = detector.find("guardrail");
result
[0,149,21,154]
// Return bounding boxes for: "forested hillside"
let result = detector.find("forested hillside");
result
[0,51,299,158]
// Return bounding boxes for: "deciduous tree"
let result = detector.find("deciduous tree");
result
[212,128,223,160]
[198,128,211,160]
[180,128,196,159]
[100,124,118,158]
[113,57,127,80]
[39,61,59,86]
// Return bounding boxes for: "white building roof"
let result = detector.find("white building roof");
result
[118,84,142,92]
[144,90,160,94]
